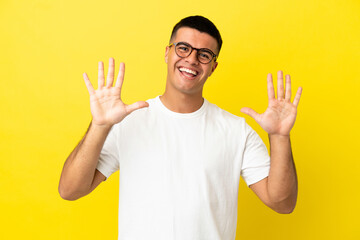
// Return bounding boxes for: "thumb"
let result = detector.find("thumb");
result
[126,101,149,114]
[241,107,260,121]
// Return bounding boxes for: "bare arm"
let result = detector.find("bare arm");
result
[249,135,297,214]
[58,122,110,200]
[241,71,302,213]
[58,58,149,201]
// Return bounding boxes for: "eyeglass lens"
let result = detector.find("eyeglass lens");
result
[175,43,214,63]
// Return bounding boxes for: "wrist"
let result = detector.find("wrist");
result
[90,121,113,133]
[268,134,290,142]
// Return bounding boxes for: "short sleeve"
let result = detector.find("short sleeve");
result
[240,123,270,187]
[96,125,120,180]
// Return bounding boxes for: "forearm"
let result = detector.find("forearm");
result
[58,122,111,199]
[267,134,298,212]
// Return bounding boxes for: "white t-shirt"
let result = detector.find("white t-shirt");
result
[96,96,270,240]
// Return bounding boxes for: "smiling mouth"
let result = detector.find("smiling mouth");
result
[178,67,199,78]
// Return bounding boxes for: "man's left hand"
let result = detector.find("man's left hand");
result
[241,71,302,136]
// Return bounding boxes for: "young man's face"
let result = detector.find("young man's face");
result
[164,27,218,96]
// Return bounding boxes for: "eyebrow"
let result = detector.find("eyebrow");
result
[180,41,215,54]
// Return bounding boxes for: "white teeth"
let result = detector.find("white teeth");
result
[179,67,197,76]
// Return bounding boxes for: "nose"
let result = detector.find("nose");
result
[185,49,199,65]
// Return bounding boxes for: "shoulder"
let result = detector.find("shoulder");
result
[203,99,254,139]
[205,99,246,126]
[125,96,157,117]
[113,96,159,130]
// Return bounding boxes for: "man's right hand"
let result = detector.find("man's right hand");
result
[83,58,149,128]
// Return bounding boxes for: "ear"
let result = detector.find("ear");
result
[208,61,218,77]
[165,46,170,64]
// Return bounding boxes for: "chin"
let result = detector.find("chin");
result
[175,83,204,96]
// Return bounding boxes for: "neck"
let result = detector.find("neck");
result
[160,90,204,113]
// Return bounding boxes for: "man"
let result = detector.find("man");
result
[59,16,302,240]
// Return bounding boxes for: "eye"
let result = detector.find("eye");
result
[177,45,190,52]
[198,51,211,60]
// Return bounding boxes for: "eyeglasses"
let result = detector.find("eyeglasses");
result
[169,42,217,64]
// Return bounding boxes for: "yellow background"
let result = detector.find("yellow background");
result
[1,0,359,239]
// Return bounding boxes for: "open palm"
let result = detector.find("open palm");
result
[83,58,149,127]
[241,71,302,136]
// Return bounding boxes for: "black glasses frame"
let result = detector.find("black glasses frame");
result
[169,42,217,64]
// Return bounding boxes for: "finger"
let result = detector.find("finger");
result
[98,61,105,89]
[106,58,115,87]
[115,62,125,89]
[285,74,292,101]
[293,87,302,107]
[83,73,95,95]
[240,107,260,121]
[267,73,275,101]
[277,70,284,99]
[125,101,149,114]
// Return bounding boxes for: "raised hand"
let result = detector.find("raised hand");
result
[83,58,149,128]
[241,71,302,136]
